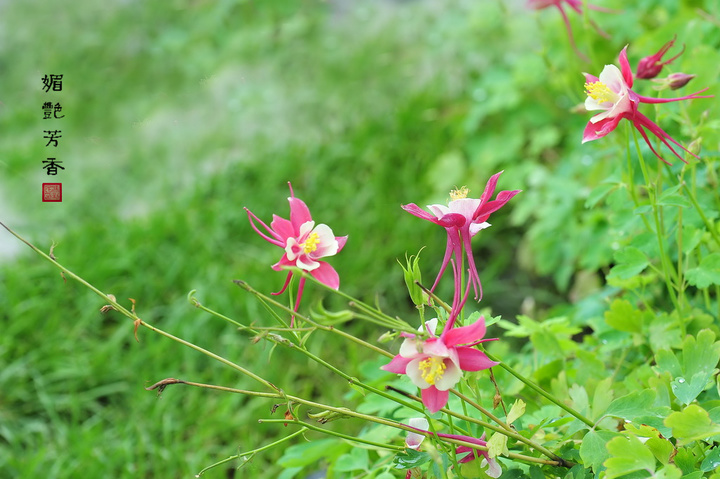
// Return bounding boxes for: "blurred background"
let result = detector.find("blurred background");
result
[1,0,717,477]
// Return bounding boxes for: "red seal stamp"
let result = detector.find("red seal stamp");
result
[42,183,62,202]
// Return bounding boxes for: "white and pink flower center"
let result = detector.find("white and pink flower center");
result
[284,221,339,271]
[419,356,447,385]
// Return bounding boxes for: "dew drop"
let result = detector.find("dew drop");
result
[677,377,686,384]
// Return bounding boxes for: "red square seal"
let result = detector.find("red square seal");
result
[42,183,62,202]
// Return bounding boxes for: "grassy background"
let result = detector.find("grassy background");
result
[1,0,718,477]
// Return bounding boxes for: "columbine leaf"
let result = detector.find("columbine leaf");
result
[579,430,620,473]
[657,185,691,208]
[391,448,431,469]
[604,298,643,333]
[665,405,720,444]
[656,330,720,405]
[604,389,656,420]
[603,434,656,479]
[585,182,619,208]
[685,253,720,288]
[334,448,369,472]
[701,446,720,472]
[607,247,650,281]
[653,465,683,479]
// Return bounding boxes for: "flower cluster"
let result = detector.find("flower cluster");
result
[245,174,518,472]
[582,46,712,164]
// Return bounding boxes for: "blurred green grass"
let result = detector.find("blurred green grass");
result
[1,0,718,477]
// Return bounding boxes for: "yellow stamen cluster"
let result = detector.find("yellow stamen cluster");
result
[302,232,320,254]
[419,356,446,385]
[585,81,614,103]
[449,186,469,201]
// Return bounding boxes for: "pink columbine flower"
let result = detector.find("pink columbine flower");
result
[402,172,520,300]
[582,46,712,164]
[636,35,684,80]
[245,183,347,324]
[527,0,614,61]
[382,316,498,413]
[404,419,501,477]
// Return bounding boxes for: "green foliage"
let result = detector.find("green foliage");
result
[2,0,720,477]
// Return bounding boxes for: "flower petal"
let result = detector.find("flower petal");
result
[433,357,462,391]
[296,254,320,271]
[402,203,441,224]
[335,235,348,253]
[618,45,633,88]
[288,196,312,233]
[469,221,491,237]
[406,357,432,389]
[405,418,429,449]
[582,114,623,143]
[442,316,487,347]
[309,261,340,288]
[311,224,339,258]
[421,387,448,413]
[381,354,413,374]
[455,347,499,371]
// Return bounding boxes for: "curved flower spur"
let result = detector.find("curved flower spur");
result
[244,182,347,326]
[582,46,712,164]
[527,0,616,62]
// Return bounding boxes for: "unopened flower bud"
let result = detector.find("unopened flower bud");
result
[667,72,695,90]
[687,137,702,157]
[636,35,685,79]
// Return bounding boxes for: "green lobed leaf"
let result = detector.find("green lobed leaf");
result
[645,437,675,465]
[579,430,620,473]
[665,405,720,445]
[657,330,720,405]
[653,465,682,479]
[685,253,720,288]
[604,298,643,333]
[563,464,593,479]
[607,247,650,281]
[604,389,656,421]
[391,449,431,469]
[585,182,619,208]
[701,446,720,472]
[603,434,656,479]
[591,378,614,421]
[334,447,369,472]
[657,184,691,208]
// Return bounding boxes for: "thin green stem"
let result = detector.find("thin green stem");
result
[484,350,595,428]
[259,419,404,452]
[631,129,686,336]
[235,280,394,358]
[451,388,509,432]
[152,378,571,466]
[285,268,416,333]
[195,427,308,476]
[0,221,281,394]
[388,385,566,462]
[682,180,720,249]
[624,125,655,233]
